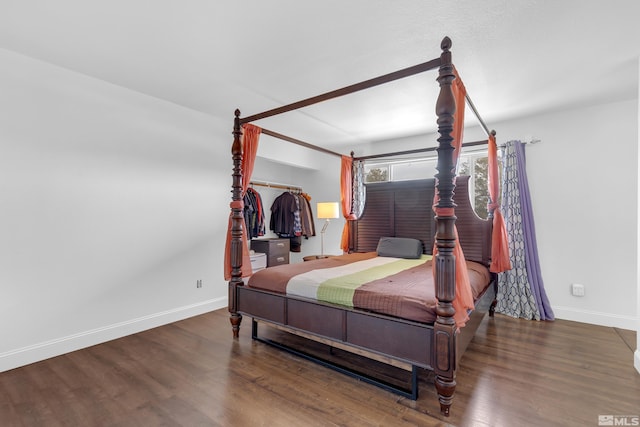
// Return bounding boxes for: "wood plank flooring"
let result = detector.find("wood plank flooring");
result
[0,309,638,426]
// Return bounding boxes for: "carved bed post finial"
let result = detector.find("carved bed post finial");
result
[441,36,452,52]
[229,109,244,337]
[434,35,458,417]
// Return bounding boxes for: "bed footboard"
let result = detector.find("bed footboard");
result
[237,286,434,369]
[235,283,496,404]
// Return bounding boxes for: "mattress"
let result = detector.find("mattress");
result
[246,252,491,324]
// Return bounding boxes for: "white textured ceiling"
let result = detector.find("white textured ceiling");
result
[1,0,639,150]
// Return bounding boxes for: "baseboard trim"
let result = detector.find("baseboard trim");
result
[552,306,637,330]
[0,297,227,373]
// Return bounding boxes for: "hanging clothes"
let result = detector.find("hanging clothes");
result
[244,187,265,239]
[270,191,299,236]
[270,190,315,252]
[297,192,316,238]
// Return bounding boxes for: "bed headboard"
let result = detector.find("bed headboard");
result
[350,176,492,265]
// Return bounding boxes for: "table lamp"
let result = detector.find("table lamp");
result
[316,202,339,257]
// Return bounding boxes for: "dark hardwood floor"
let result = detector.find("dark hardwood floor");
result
[0,309,638,426]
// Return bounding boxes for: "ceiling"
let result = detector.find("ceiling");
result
[1,0,639,150]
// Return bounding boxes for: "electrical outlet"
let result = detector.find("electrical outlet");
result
[196,279,203,289]
[571,283,584,297]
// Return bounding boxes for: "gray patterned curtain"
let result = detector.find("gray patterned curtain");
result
[352,160,366,219]
[496,141,554,320]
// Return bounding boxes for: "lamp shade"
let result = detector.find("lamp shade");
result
[317,202,340,219]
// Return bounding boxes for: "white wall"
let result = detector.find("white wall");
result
[0,49,232,371]
[494,99,637,330]
[636,56,640,374]
[358,98,638,330]
[0,47,346,372]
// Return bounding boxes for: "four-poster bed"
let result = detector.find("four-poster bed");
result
[226,37,508,416]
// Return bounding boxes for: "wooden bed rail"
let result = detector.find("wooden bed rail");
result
[352,138,489,161]
[239,58,441,125]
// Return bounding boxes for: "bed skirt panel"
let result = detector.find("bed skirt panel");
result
[237,286,435,369]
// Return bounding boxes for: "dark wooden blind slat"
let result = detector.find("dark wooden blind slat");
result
[354,179,435,254]
[351,177,492,265]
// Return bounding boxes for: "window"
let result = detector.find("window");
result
[364,159,437,183]
[364,164,389,183]
[457,154,490,219]
[363,151,497,219]
[391,159,438,181]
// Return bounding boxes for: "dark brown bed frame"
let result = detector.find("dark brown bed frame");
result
[227,37,496,416]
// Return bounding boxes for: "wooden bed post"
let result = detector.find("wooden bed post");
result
[433,36,458,417]
[229,109,244,337]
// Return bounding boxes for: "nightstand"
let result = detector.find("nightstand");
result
[250,238,290,267]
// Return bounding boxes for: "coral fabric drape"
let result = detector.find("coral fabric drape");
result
[224,124,261,280]
[451,68,466,162]
[487,134,512,273]
[340,155,357,252]
[433,68,475,328]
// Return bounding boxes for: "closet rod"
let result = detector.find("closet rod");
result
[353,139,489,161]
[250,180,302,192]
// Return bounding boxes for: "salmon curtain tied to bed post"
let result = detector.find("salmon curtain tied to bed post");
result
[487,133,512,273]
[224,123,261,281]
[433,68,511,327]
[340,155,358,252]
[432,67,475,328]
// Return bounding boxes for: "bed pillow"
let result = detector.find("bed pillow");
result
[376,237,423,259]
